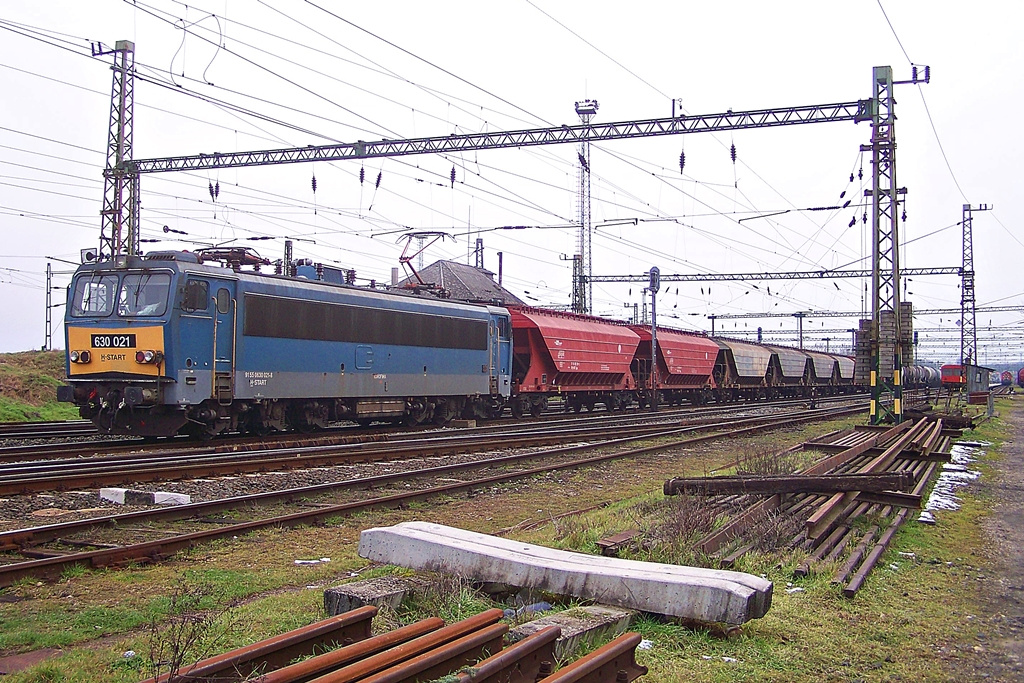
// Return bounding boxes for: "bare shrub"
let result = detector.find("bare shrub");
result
[145,576,242,682]
[743,506,805,552]
[736,445,815,476]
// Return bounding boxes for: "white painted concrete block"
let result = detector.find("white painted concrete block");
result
[99,487,190,506]
[151,491,191,505]
[359,521,773,625]
[99,488,128,504]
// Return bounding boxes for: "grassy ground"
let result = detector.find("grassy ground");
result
[0,350,78,421]
[0,401,1008,681]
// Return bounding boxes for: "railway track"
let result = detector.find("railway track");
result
[0,393,868,465]
[0,398,869,495]
[0,419,96,440]
[0,404,867,587]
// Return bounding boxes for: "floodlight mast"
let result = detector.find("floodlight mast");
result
[96,46,926,423]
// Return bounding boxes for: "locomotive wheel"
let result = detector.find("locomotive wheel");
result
[511,400,524,420]
[433,399,458,426]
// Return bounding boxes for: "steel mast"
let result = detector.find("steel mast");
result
[960,203,990,365]
[94,40,137,261]
[574,99,598,314]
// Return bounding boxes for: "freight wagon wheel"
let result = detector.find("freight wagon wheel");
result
[529,397,545,418]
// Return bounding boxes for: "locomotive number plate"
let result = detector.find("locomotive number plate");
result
[91,334,137,349]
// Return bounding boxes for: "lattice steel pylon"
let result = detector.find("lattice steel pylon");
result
[573,99,598,315]
[960,203,991,365]
[863,65,929,424]
[865,66,902,424]
[95,40,138,260]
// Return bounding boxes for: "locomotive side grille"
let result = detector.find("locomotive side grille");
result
[243,293,488,350]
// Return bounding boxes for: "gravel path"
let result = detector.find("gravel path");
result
[956,400,1024,680]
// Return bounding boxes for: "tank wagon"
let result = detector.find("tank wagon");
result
[58,251,512,437]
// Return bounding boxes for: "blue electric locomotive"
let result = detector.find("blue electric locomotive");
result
[58,250,512,437]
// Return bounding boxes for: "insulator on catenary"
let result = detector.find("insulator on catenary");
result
[902,209,907,221]
[214,181,220,199]
[450,166,456,188]
[842,199,851,208]
[359,166,365,184]
[839,190,846,199]
[849,173,854,182]
[375,171,382,189]
[858,167,863,180]
[311,175,318,193]
[730,143,737,164]
[848,216,856,228]
[208,181,215,201]
[577,152,589,173]
[679,149,686,173]
[862,211,868,224]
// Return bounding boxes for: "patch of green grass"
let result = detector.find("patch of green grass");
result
[397,575,494,625]
[0,394,79,422]
[0,350,79,422]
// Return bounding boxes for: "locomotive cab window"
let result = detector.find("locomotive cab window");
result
[69,274,118,317]
[216,288,231,314]
[119,273,171,317]
[182,280,209,312]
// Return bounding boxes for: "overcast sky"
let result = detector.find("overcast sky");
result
[1,1,1021,364]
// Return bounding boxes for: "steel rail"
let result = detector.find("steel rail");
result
[0,394,863,463]
[1,405,868,550]
[535,631,647,683]
[452,625,560,683]
[253,617,445,683]
[0,402,868,494]
[301,609,504,683]
[0,406,866,586]
[138,605,377,683]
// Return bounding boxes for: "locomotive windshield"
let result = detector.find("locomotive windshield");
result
[69,274,118,317]
[69,271,172,318]
[118,273,172,316]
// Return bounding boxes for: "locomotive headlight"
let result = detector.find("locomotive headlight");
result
[135,350,163,364]
[69,350,91,364]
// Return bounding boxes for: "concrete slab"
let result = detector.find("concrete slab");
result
[510,605,635,660]
[323,576,428,616]
[358,521,773,624]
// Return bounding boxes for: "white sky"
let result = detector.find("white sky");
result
[1,1,1021,364]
